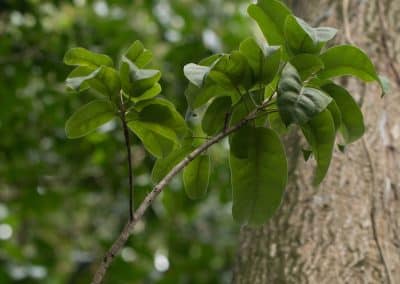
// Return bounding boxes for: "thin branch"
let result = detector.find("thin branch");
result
[91,101,268,284]
[119,92,134,220]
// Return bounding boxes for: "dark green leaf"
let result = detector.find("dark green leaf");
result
[64,47,113,68]
[277,64,332,125]
[301,110,335,184]
[284,15,336,54]
[239,38,281,85]
[322,83,365,143]
[202,96,232,136]
[183,154,211,199]
[65,99,115,139]
[290,54,324,80]
[230,127,288,226]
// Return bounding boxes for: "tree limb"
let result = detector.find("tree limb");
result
[91,101,269,284]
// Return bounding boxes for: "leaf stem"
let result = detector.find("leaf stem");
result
[119,92,134,221]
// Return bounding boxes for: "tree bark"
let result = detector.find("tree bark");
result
[233,0,400,283]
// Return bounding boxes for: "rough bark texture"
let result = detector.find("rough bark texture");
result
[233,0,400,283]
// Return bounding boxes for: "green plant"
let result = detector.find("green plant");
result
[63,0,384,282]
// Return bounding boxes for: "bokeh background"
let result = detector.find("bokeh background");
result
[0,0,254,283]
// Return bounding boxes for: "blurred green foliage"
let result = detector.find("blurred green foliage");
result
[0,0,251,283]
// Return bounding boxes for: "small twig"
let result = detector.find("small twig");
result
[119,92,134,220]
[91,101,269,284]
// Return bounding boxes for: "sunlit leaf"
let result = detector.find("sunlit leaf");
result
[64,47,113,68]
[123,40,153,68]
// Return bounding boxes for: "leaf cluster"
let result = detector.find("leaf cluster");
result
[182,0,384,225]
[64,0,384,226]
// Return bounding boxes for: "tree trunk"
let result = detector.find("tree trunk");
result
[233,0,400,283]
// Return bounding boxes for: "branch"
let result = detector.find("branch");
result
[91,101,268,284]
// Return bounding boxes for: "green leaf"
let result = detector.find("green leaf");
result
[247,0,292,46]
[127,98,188,157]
[301,110,335,184]
[129,83,162,103]
[124,40,153,68]
[65,99,115,139]
[66,66,120,96]
[183,154,211,199]
[322,83,365,143]
[120,59,161,96]
[202,96,232,136]
[318,45,382,91]
[66,66,100,92]
[127,121,175,158]
[239,38,281,85]
[326,100,342,131]
[133,98,188,138]
[185,83,233,109]
[152,141,194,183]
[290,54,324,80]
[64,47,113,68]
[284,15,337,54]
[183,63,211,88]
[277,64,332,125]
[209,52,251,88]
[230,127,288,226]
